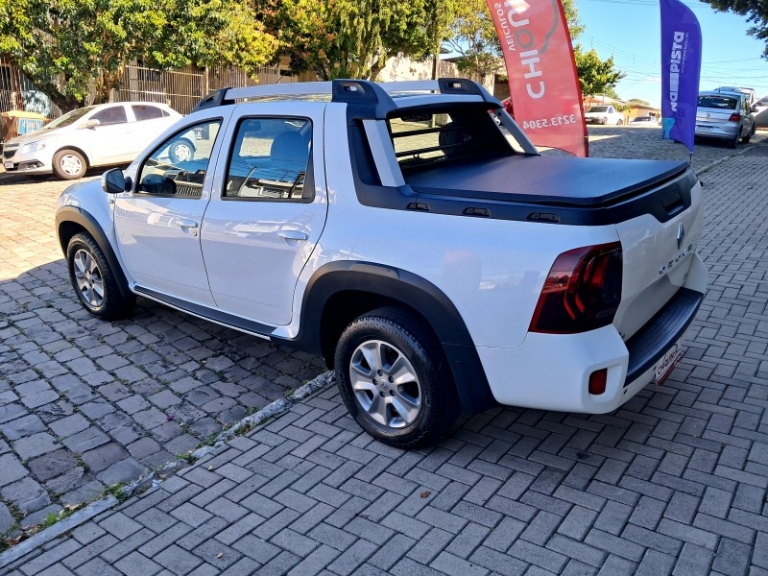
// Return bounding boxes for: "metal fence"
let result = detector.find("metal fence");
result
[113,65,296,114]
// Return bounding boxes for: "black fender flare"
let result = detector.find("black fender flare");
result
[295,261,496,413]
[55,205,132,300]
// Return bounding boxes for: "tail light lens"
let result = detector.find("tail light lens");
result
[530,242,623,334]
[729,113,741,122]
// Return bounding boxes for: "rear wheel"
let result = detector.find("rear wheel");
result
[66,233,135,319]
[729,131,739,149]
[742,124,754,144]
[334,307,460,448]
[53,149,87,180]
[616,119,623,125]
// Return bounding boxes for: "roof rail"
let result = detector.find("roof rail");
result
[191,77,498,117]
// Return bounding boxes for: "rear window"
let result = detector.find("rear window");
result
[698,95,738,110]
[388,108,512,170]
[588,106,608,113]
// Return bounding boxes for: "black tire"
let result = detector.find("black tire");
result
[52,149,87,180]
[729,131,739,149]
[334,307,460,449]
[600,118,607,125]
[168,138,195,164]
[742,124,754,144]
[616,119,623,126]
[66,233,135,320]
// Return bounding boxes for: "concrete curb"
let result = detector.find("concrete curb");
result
[0,371,335,568]
[0,496,117,570]
[694,138,768,176]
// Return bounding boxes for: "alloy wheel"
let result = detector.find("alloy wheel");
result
[60,154,83,176]
[73,249,105,309]
[349,339,422,429]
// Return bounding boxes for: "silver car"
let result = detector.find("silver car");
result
[695,91,756,148]
[2,102,182,180]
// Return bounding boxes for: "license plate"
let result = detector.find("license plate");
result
[696,125,713,132]
[654,342,683,386]
[4,161,13,169]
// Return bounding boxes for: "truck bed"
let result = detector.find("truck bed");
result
[394,154,696,226]
[405,155,688,207]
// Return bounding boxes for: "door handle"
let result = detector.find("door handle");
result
[175,219,199,229]
[278,230,308,241]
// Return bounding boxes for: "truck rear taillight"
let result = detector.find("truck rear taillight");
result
[529,242,623,334]
[729,113,741,122]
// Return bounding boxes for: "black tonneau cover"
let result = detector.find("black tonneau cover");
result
[406,155,688,208]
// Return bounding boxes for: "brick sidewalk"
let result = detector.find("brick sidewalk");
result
[5,145,768,575]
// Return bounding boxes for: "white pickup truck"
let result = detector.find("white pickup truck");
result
[585,105,625,125]
[55,78,706,448]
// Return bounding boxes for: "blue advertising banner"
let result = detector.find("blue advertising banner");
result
[660,0,702,153]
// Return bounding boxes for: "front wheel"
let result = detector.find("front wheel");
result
[334,307,460,448]
[169,138,194,164]
[53,149,87,180]
[66,233,135,319]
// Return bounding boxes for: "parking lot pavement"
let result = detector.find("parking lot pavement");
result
[0,128,766,571]
[0,176,326,529]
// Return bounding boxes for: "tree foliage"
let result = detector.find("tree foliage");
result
[574,48,626,97]
[699,0,768,57]
[0,0,277,111]
[444,0,500,81]
[442,0,624,96]
[256,0,432,80]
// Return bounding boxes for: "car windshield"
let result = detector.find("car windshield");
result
[698,96,738,110]
[588,107,608,113]
[42,106,96,130]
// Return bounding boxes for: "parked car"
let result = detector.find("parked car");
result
[695,90,755,148]
[715,86,757,106]
[752,95,768,127]
[2,102,183,179]
[56,78,706,448]
[630,115,657,126]
[584,105,624,125]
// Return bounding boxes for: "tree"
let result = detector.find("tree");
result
[444,0,500,81]
[699,0,768,57]
[0,0,277,112]
[257,0,432,80]
[442,0,624,96]
[574,48,626,97]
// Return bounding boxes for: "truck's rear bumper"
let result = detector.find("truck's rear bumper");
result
[478,255,705,414]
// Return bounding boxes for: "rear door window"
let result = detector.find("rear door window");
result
[224,118,312,201]
[132,105,165,121]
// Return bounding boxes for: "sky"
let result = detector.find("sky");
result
[576,0,768,107]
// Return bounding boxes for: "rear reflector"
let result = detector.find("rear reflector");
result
[589,369,607,395]
[728,113,741,122]
[529,242,623,334]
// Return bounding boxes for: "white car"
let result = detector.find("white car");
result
[2,102,182,180]
[55,79,706,448]
[585,105,625,125]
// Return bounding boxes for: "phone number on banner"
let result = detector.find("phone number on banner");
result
[521,115,578,130]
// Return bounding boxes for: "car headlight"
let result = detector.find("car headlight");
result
[21,140,47,154]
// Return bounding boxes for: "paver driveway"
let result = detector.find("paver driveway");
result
[0,127,766,575]
[0,175,326,530]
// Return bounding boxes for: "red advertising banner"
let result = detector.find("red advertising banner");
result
[487,0,589,157]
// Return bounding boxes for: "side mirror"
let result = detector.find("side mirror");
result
[82,119,100,129]
[101,168,128,194]
[140,173,176,195]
